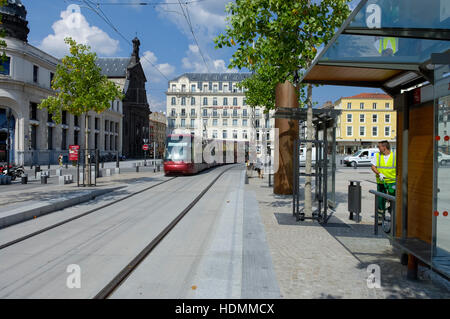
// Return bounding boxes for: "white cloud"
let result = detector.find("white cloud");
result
[181,44,237,73]
[141,50,176,83]
[39,7,120,57]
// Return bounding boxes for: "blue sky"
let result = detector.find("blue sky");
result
[23,0,383,113]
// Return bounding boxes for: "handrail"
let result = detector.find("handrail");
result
[369,189,396,202]
[369,189,396,236]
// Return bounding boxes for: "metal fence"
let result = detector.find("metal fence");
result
[15,150,123,166]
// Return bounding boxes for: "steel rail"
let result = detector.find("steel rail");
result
[94,165,235,299]
[0,177,177,250]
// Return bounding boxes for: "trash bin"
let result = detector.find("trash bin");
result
[348,180,361,222]
[21,174,28,184]
[41,175,48,184]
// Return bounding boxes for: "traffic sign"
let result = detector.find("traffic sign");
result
[142,144,149,151]
[69,145,80,161]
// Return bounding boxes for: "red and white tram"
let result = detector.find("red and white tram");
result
[163,134,248,175]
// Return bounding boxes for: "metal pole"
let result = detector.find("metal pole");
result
[6,108,10,173]
[374,194,378,235]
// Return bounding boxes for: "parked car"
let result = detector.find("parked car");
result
[343,148,379,167]
[438,151,450,166]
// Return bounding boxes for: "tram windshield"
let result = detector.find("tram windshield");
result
[164,136,191,162]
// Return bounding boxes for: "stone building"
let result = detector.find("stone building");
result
[166,73,275,158]
[149,112,167,159]
[0,0,123,165]
[98,38,150,159]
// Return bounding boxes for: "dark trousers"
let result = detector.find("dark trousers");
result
[377,183,395,216]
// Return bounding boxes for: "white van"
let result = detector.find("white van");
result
[343,148,379,167]
[299,147,326,165]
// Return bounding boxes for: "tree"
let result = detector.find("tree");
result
[0,0,8,65]
[40,37,123,183]
[215,0,351,215]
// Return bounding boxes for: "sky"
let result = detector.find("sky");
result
[23,0,383,113]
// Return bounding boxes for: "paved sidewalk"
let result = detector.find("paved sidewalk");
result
[246,169,449,298]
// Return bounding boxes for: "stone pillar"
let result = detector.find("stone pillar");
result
[274,81,299,195]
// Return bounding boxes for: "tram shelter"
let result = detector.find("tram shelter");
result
[300,0,450,279]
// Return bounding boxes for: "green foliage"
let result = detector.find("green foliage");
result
[39,37,124,124]
[0,0,8,66]
[214,0,351,111]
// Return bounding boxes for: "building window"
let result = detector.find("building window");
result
[219,82,223,91]
[372,114,378,123]
[190,108,195,116]
[190,119,195,128]
[171,108,176,116]
[33,65,39,83]
[385,126,390,136]
[213,119,218,126]
[347,126,353,136]
[213,109,218,117]
[191,84,196,92]
[233,119,238,126]
[223,119,228,126]
[203,97,208,106]
[255,119,260,128]
[181,119,185,127]
[372,102,377,109]
[171,97,176,105]
[243,109,248,117]
[213,97,218,106]
[347,102,351,109]
[0,56,11,75]
[47,111,54,123]
[385,114,391,123]
[74,115,79,127]
[360,114,365,123]
[233,97,237,106]
[243,99,247,106]
[171,84,176,92]
[203,108,208,117]
[181,97,186,105]
[181,84,186,92]
[385,102,390,109]
[50,72,54,87]
[222,130,227,138]
[347,114,352,123]
[360,102,364,110]
[372,126,378,137]
[223,97,228,106]
[62,111,68,125]
[47,127,53,150]
[223,109,227,117]
[224,84,228,92]
[208,81,212,91]
[191,97,195,105]
[29,102,38,120]
[213,130,217,138]
[233,109,238,117]
[203,119,208,127]
[213,84,218,92]
[360,126,365,136]
[243,119,247,126]
[74,130,79,145]
[243,130,248,139]
[233,130,238,139]
[255,109,260,116]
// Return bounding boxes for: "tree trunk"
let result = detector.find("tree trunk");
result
[273,81,299,195]
[304,84,313,216]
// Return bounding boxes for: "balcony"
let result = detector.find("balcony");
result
[222,113,230,118]
[180,113,188,118]
[168,113,177,118]
[212,113,220,118]
[232,112,239,118]
[190,113,197,118]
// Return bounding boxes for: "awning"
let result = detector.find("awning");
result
[302,0,450,95]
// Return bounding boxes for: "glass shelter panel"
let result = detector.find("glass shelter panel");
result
[434,63,450,277]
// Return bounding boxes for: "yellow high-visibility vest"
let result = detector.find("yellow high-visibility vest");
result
[378,37,398,55]
[376,151,396,184]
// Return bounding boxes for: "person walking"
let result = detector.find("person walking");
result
[371,140,396,224]
[58,154,63,168]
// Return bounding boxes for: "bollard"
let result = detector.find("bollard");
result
[41,175,48,184]
[157,165,160,172]
[21,174,28,184]
[245,172,249,184]
[348,180,361,222]
[114,168,120,174]
[136,166,139,173]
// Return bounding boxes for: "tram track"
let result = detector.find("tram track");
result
[94,165,235,299]
[0,176,178,251]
